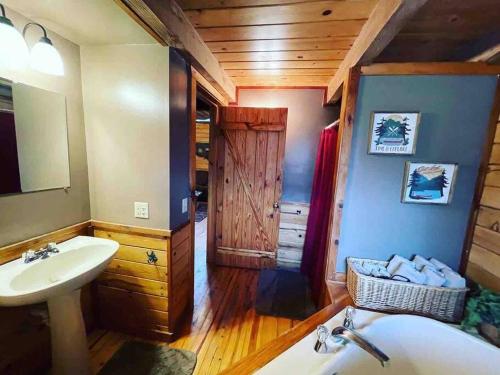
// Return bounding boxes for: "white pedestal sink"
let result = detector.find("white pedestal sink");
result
[0,236,119,375]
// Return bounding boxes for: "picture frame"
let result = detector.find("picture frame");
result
[368,112,421,155]
[401,162,458,205]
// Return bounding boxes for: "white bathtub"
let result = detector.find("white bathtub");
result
[257,308,500,375]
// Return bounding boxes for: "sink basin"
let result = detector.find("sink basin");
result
[0,235,118,374]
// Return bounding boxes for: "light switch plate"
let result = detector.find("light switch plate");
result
[182,198,188,213]
[134,202,149,219]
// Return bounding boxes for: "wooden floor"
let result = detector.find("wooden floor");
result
[88,219,303,374]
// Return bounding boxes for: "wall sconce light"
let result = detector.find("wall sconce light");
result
[0,3,64,76]
[23,22,64,76]
[0,4,29,70]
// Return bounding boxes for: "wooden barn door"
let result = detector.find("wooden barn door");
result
[214,107,288,269]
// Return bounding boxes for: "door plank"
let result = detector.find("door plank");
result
[263,131,280,250]
[221,136,235,248]
[253,132,268,251]
[224,130,273,251]
[243,131,257,248]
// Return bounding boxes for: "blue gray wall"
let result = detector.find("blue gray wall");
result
[169,49,191,230]
[337,75,497,272]
[238,89,340,203]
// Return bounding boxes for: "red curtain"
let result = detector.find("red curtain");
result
[301,125,339,303]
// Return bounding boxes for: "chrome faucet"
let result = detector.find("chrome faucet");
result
[22,242,59,263]
[314,307,390,367]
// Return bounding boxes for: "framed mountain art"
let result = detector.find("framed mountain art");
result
[401,162,458,205]
[368,112,421,155]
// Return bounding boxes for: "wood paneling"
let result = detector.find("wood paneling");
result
[106,258,167,281]
[98,272,168,297]
[114,244,167,266]
[465,84,500,292]
[198,20,366,42]
[277,202,309,268]
[92,223,172,339]
[206,38,355,53]
[169,223,194,330]
[221,60,341,70]
[179,0,322,9]
[175,0,377,87]
[375,0,500,64]
[97,285,168,312]
[227,69,337,77]
[196,122,209,143]
[215,107,287,268]
[93,229,168,251]
[232,75,332,87]
[215,50,347,62]
[184,0,377,27]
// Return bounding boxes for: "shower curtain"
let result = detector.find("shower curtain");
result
[301,124,339,303]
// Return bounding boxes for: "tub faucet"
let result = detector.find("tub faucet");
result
[22,242,59,263]
[314,308,390,367]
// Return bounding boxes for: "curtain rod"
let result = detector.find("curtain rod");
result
[325,119,340,129]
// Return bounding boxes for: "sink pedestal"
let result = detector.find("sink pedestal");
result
[47,289,90,375]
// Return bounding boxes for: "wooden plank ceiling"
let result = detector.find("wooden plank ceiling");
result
[375,0,500,63]
[178,0,379,87]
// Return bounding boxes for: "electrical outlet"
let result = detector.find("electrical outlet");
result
[134,202,149,219]
[182,198,188,213]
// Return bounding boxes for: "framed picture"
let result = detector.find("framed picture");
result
[368,112,421,155]
[401,162,458,205]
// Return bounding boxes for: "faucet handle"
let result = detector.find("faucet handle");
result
[314,325,330,353]
[47,242,59,253]
[23,250,35,263]
[344,306,355,329]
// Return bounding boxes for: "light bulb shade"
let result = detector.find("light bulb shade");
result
[0,19,29,70]
[30,39,64,76]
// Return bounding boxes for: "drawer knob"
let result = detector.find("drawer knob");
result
[146,250,158,264]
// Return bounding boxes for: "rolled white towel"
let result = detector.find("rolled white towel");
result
[351,262,370,276]
[392,262,427,285]
[371,266,391,278]
[421,265,446,287]
[387,255,415,275]
[442,268,466,288]
[413,255,436,271]
[429,258,452,271]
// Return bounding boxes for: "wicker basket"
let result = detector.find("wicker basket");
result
[346,257,468,322]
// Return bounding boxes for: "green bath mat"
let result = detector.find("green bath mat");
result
[99,341,197,375]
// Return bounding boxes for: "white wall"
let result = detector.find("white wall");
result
[0,7,90,246]
[81,45,170,229]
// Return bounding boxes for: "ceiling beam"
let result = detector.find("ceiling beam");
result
[326,0,428,103]
[117,0,236,102]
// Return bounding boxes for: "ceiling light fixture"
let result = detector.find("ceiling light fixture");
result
[0,4,29,70]
[23,22,64,76]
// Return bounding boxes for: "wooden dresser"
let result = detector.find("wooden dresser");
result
[92,221,193,340]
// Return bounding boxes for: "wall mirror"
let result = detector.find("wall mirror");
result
[0,78,70,195]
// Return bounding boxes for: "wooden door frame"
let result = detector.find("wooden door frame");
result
[323,62,500,295]
[190,69,223,265]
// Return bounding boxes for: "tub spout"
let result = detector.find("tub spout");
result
[331,325,390,367]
